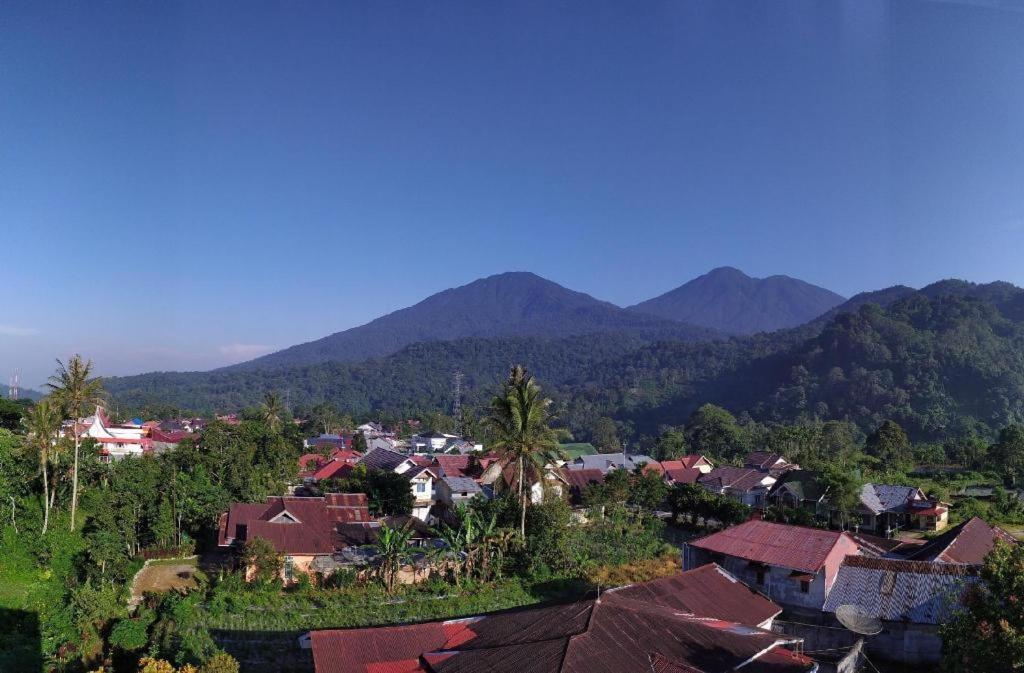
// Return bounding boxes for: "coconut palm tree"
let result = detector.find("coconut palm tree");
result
[46,355,105,531]
[485,365,560,539]
[24,400,60,534]
[260,392,284,432]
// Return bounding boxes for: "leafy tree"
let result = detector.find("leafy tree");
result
[820,464,862,530]
[628,468,669,517]
[242,536,282,584]
[591,416,620,453]
[865,420,911,466]
[0,398,29,431]
[198,652,240,673]
[991,424,1024,487]
[309,402,340,435]
[47,355,105,531]
[653,428,688,461]
[485,365,561,538]
[941,541,1024,672]
[685,404,748,459]
[351,432,367,453]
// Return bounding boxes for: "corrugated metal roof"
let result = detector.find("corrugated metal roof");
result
[688,520,853,573]
[308,572,812,673]
[904,517,1016,564]
[823,556,977,624]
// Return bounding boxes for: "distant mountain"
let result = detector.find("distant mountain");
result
[226,271,720,370]
[106,278,1024,443]
[629,267,845,335]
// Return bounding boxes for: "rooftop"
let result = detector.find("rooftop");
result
[903,516,1016,565]
[309,570,810,673]
[688,520,857,574]
[823,555,978,624]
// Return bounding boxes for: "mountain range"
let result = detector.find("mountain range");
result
[225,267,839,370]
[102,268,1024,443]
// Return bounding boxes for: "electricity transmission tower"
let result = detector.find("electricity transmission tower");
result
[8,369,20,400]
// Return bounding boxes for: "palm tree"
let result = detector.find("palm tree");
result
[375,523,413,594]
[46,355,104,531]
[485,365,561,539]
[260,392,284,431]
[24,400,60,534]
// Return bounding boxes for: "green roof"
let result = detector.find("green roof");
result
[559,443,597,459]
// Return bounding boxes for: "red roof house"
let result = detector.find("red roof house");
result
[903,516,1016,565]
[684,520,863,612]
[306,569,812,673]
[218,494,373,582]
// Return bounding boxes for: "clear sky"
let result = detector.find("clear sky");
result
[3,0,1024,387]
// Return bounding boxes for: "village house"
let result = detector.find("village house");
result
[745,451,800,476]
[304,433,353,451]
[566,451,655,475]
[410,430,460,452]
[406,466,439,521]
[435,476,484,509]
[822,556,977,665]
[358,446,419,474]
[217,494,372,583]
[683,520,863,614]
[846,483,948,536]
[301,566,817,673]
[698,466,776,506]
[767,470,828,514]
[902,516,1015,564]
[73,406,153,462]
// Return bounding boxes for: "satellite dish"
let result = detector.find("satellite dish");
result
[835,605,883,636]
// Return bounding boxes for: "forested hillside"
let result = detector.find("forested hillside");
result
[106,281,1024,443]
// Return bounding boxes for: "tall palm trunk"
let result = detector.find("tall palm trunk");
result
[41,458,49,534]
[70,425,80,531]
[518,455,526,539]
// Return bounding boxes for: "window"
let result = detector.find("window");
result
[800,580,810,594]
[284,556,294,582]
[415,482,426,493]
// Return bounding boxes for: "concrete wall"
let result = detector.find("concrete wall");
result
[683,547,827,611]
[774,615,942,666]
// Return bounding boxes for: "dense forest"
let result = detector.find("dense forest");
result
[105,281,1024,445]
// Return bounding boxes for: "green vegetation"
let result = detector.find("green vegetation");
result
[941,540,1024,672]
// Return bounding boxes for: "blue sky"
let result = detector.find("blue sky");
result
[3,0,1024,386]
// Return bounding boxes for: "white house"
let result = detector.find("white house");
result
[75,406,152,462]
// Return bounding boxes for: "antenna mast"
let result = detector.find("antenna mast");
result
[452,370,463,420]
[8,369,19,400]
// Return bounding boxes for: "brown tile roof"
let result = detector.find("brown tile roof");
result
[903,516,1016,565]
[309,575,812,673]
[664,467,701,485]
[744,452,784,470]
[699,467,770,492]
[434,455,474,478]
[679,455,711,470]
[688,520,857,574]
[218,495,370,555]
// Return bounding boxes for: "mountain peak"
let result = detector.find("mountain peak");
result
[630,267,845,334]
[224,271,718,370]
